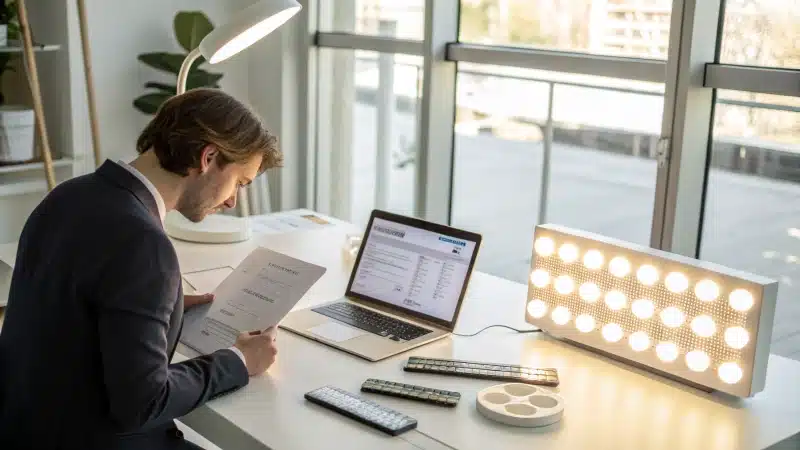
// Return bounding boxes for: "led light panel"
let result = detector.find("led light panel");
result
[526,224,778,397]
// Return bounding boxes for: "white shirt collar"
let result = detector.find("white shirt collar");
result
[116,160,166,222]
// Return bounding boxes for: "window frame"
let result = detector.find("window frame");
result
[299,0,800,262]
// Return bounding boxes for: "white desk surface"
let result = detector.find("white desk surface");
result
[174,217,800,450]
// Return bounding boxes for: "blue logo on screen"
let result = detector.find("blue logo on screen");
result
[439,236,466,247]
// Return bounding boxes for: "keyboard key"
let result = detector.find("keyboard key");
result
[403,357,559,386]
[305,386,417,436]
[312,303,433,341]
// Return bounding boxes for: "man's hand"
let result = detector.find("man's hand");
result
[234,327,278,376]
[184,293,214,310]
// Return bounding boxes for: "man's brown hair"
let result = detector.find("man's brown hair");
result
[136,88,281,176]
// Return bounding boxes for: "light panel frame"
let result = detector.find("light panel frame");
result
[526,224,778,397]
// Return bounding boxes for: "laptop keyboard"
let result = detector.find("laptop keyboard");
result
[312,302,433,342]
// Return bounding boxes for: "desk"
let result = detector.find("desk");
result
[174,215,800,450]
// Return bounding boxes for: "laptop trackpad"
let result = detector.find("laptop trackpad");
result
[309,322,368,343]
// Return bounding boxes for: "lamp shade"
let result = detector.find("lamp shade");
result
[199,0,301,64]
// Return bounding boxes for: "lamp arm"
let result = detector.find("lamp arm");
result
[177,47,203,95]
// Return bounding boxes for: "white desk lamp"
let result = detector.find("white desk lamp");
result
[164,0,302,244]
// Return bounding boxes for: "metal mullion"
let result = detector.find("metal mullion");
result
[704,64,800,97]
[414,0,459,224]
[447,43,667,83]
[315,32,424,55]
[651,0,723,257]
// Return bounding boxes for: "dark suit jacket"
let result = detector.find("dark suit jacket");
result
[0,160,249,449]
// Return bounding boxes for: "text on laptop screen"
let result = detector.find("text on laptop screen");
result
[350,218,477,322]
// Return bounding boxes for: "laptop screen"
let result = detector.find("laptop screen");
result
[348,215,480,326]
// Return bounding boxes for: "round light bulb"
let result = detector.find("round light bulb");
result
[636,265,659,286]
[534,237,556,257]
[558,243,579,264]
[609,257,631,277]
[691,315,716,338]
[576,314,596,333]
[729,289,754,312]
[579,282,601,303]
[602,323,623,342]
[660,306,685,328]
[656,342,679,362]
[629,331,650,351]
[725,326,750,349]
[554,275,575,295]
[527,299,548,319]
[665,272,689,293]
[583,249,604,270]
[552,306,571,325]
[631,298,655,319]
[694,279,720,302]
[718,362,743,384]
[605,290,627,311]
[530,269,550,288]
[686,350,711,372]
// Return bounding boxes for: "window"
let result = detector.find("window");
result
[458,0,672,59]
[720,0,800,68]
[319,0,426,40]
[315,49,422,228]
[700,90,800,358]
[451,63,665,283]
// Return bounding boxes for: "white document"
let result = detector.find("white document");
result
[0,242,18,268]
[182,267,234,295]
[308,322,368,343]
[249,212,331,235]
[180,247,327,355]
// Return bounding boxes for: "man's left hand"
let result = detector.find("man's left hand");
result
[184,293,215,310]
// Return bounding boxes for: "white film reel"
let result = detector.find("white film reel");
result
[476,383,564,428]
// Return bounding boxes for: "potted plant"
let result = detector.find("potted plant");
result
[0,0,35,164]
[0,1,20,47]
[133,11,223,114]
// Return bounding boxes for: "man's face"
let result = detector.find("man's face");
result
[176,147,261,222]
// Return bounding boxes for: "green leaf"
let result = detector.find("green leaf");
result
[137,52,187,74]
[174,11,214,53]
[186,70,223,89]
[6,23,19,41]
[133,92,172,115]
[137,51,207,75]
[144,82,177,93]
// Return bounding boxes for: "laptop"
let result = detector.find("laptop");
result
[280,209,482,362]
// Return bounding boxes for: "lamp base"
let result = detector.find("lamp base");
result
[164,210,251,244]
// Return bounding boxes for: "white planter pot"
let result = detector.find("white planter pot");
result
[0,25,6,47]
[0,106,35,164]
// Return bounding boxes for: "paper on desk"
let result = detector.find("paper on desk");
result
[180,247,327,355]
[249,212,331,235]
[0,242,18,268]
[182,267,234,295]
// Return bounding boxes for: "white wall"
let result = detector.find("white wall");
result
[0,0,293,243]
[75,0,255,165]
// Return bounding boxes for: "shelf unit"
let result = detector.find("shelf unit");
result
[0,157,72,175]
[0,43,60,53]
[0,0,91,243]
[0,158,76,198]
[0,38,68,201]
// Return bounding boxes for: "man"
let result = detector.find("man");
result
[0,88,281,449]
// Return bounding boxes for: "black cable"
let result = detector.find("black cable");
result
[452,324,542,337]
